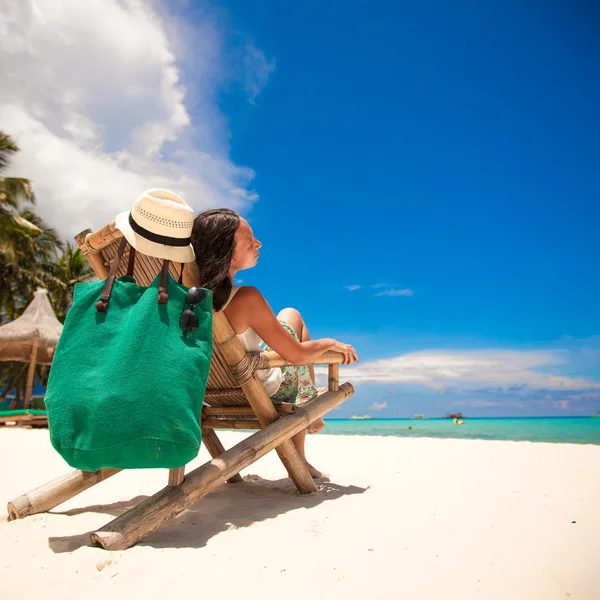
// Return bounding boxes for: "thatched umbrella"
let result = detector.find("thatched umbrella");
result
[0,288,63,408]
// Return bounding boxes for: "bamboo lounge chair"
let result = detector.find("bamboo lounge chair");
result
[6,221,355,550]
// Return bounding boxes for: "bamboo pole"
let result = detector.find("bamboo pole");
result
[23,331,39,410]
[328,363,339,392]
[79,221,122,252]
[7,468,121,520]
[201,428,243,484]
[90,382,353,550]
[167,468,185,487]
[265,350,345,368]
[74,229,109,279]
[212,312,316,494]
[9,389,20,410]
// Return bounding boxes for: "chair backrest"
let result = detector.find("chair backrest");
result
[74,223,254,406]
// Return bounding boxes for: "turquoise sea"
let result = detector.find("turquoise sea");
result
[321,417,600,445]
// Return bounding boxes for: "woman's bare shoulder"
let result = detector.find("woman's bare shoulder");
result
[231,285,263,302]
[225,286,269,333]
[226,286,267,315]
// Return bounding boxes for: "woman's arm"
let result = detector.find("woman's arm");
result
[224,287,357,365]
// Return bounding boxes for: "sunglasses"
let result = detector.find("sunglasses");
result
[179,287,207,336]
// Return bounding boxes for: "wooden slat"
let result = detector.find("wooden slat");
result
[205,388,246,402]
[202,419,261,429]
[202,405,296,416]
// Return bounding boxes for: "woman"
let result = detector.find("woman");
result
[191,208,359,478]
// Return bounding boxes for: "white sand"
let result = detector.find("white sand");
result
[1,428,599,599]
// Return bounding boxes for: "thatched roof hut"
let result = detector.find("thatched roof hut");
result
[0,288,63,407]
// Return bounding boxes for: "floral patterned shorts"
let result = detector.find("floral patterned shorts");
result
[264,320,319,406]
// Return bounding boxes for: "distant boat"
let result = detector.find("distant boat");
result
[349,414,374,420]
[412,414,428,419]
[443,412,466,420]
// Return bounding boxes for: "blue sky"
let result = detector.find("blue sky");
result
[3,0,599,417]
[188,0,600,417]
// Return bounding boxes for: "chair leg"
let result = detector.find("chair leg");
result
[240,377,317,494]
[272,439,317,493]
[167,467,185,486]
[201,427,243,483]
[7,468,121,520]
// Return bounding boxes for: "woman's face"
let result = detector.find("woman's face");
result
[230,218,262,272]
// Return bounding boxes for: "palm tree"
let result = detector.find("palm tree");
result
[0,208,64,321]
[0,131,39,263]
[0,131,64,320]
[0,133,95,407]
[0,132,20,169]
[50,242,94,321]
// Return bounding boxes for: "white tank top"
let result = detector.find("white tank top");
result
[224,287,283,397]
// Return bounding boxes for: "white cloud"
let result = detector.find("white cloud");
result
[375,289,414,297]
[345,285,361,291]
[0,0,269,238]
[317,349,600,391]
[553,400,570,410]
[369,401,388,411]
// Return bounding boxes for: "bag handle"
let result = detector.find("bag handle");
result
[158,260,170,304]
[96,240,172,312]
[127,246,136,279]
[96,237,128,313]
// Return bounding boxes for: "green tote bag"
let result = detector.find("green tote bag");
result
[45,239,213,471]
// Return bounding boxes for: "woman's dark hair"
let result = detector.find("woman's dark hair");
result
[191,208,241,311]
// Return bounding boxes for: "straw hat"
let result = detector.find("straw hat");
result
[115,189,195,263]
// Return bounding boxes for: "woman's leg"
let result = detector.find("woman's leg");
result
[276,307,323,433]
[277,308,325,452]
[276,308,316,385]
[276,308,326,478]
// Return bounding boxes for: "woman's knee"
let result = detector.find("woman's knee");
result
[277,307,306,336]
[277,307,303,324]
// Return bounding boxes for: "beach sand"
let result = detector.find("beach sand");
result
[1,428,599,599]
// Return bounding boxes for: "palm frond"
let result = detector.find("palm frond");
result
[0,177,35,207]
[0,131,19,171]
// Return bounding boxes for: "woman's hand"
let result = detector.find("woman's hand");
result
[330,340,359,365]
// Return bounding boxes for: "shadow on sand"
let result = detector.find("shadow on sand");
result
[48,475,368,553]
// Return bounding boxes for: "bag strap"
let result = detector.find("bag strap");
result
[96,237,128,313]
[158,260,170,304]
[178,264,184,285]
[127,246,136,279]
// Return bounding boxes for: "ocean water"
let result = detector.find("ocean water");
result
[321,417,600,445]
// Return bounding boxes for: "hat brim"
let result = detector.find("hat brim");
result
[115,211,196,263]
